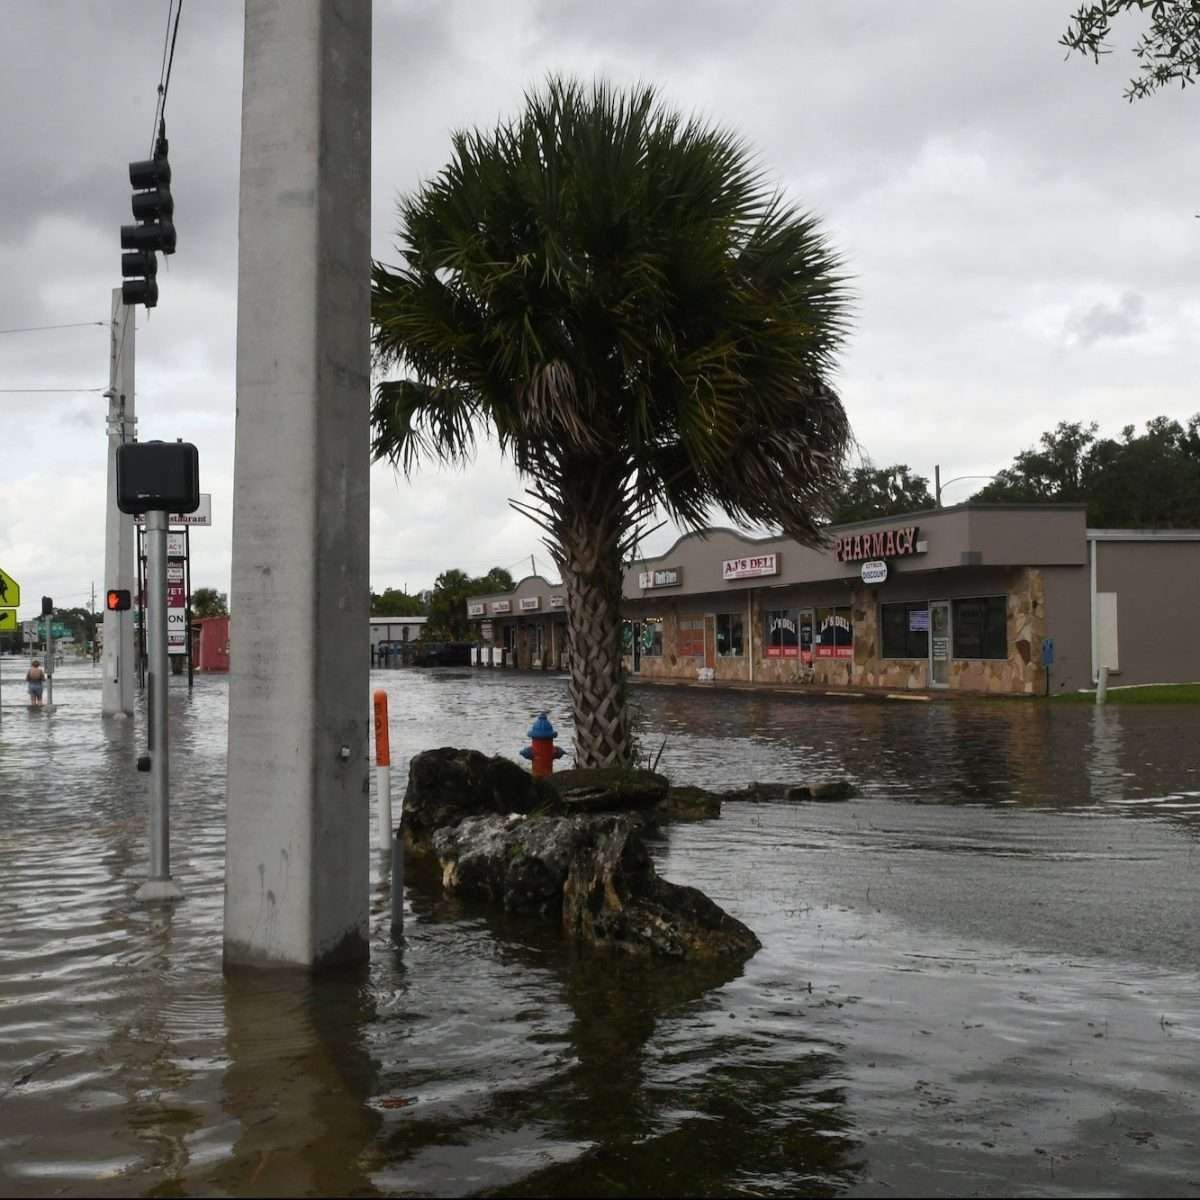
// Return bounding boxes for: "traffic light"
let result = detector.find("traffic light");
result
[121,122,175,309]
[106,589,132,612]
[41,596,53,616]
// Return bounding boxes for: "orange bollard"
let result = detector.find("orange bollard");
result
[373,689,391,767]
[373,689,392,848]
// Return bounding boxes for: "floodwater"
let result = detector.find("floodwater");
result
[1,658,1199,1197]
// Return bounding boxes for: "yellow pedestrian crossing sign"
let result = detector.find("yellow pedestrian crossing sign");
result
[0,609,16,633]
[0,568,19,608]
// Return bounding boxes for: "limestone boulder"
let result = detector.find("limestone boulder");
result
[545,767,669,815]
[562,816,760,960]
[430,811,759,961]
[402,748,554,854]
[722,779,856,804]
[658,786,722,821]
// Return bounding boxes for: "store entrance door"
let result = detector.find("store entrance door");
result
[799,609,815,670]
[930,600,951,688]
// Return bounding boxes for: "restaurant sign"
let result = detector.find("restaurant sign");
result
[491,600,511,614]
[722,552,779,581]
[549,595,565,609]
[638,567,681,590]
[834,525,921,563]
[519,596,540,611]
[467,602,486,617]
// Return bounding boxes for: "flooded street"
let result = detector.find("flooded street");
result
[1,658,1199,1196]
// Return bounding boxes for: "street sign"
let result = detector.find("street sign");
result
[0,609,17,633]
[134,492,212,527]
[0,567,20,608]
[36,621,70,639]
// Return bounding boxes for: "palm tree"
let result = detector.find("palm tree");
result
[372,79,851,767]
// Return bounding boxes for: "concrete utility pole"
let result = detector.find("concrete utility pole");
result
[224,0,372,970]
[103,290,137,717]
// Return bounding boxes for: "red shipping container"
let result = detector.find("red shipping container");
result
[196,615,231,672]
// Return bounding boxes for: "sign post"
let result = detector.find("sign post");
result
[1042,637,1054,698]
[117,438,199,905]
[0,568,21,721]
[143,509,178,899]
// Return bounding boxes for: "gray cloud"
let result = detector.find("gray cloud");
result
[2,1,1199,611]
[1065,290,1148,346]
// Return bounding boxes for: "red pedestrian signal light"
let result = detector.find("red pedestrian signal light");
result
[106,589,132,612]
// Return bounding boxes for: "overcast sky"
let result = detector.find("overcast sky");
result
[2,0,1197,619]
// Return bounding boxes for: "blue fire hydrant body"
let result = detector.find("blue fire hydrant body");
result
[520,711,566,776]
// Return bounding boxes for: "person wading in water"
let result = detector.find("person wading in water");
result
[26,659,45,707]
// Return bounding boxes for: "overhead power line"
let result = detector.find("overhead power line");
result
[0,321,107,337]
[0,387,105,394]
[150,0,184,154]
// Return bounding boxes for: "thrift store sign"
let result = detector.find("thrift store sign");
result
[834,526,921,563]
[638,567,681,590]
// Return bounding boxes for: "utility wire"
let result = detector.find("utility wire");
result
[0,387,105,394]
[161,1,183,125]
[0,321,107,337]
[149,0,175,154]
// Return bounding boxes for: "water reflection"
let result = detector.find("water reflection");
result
[1086,705,1126,807]
[208,968,381,1196]
[1,662,1199,1197]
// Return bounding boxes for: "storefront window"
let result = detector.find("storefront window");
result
[881,603,929,658]
[716,613,743,657]
[952,596,1007,659]
[640,618,664,657]
[764,609,799,658]
[677,617,705,658]
[815,606,853,659]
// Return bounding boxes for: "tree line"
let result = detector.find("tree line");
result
[831,415,1200,528]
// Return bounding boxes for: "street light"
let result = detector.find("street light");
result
[934,466,1001,507]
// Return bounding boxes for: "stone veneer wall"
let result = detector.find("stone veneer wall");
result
[627,567,1046,694]
[947,567,1045,694]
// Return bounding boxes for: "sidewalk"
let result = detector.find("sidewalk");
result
[627,674,1031,704]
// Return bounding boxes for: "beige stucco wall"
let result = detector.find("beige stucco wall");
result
[1096,538,1200,686]
[1041,564,1091,693]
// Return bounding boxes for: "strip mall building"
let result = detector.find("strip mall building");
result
[469,504,1200,695]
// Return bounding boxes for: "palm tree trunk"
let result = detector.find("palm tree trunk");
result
[557,476,632,769]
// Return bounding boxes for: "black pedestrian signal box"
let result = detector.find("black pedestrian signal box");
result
[116,440,199,515]
[106,589,132,612]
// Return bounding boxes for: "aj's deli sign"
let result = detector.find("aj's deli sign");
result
[834,526,921,563]
[722,552,779,581]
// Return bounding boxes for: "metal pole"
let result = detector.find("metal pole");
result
[390,827,404,940]
[935,464,942,507]
[136,510,183,902]
[185,526,194,689]
[45,621,54,709]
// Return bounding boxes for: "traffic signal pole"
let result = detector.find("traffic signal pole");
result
[102,289,137,718]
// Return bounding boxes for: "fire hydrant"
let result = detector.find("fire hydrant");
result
[520,711,566,777]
